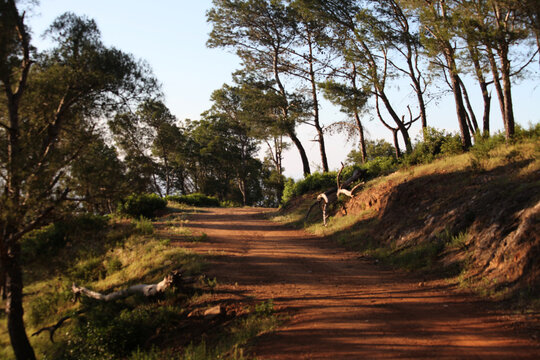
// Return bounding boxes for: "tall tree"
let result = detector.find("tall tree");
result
[319,64,370,163]
[206,84,266,205]
[0,8,158,358]
[306,0,416,153]
[68,133,128,213]
[464,0,536,140]
[285,0,333,171]
[411,0,472,149]
[207,0,312,175]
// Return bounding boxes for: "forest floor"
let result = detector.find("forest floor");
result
[173,206,539,359]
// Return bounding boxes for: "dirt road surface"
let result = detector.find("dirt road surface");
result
[180,207,539,359]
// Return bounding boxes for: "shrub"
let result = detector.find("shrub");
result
[59,304,182,360]
[281,172,336,205]
[69,257,107,282]
[404,127,464,165]
[21,214,109,261]
[166,193,220,207]
[514,122,540,140]
[281,178,297,205]
[119,194,167,218]
[469,131,506,171]
[135,216,154,235]
[220,200,242,208]
[295,171,337,195]
[361,156,398,179]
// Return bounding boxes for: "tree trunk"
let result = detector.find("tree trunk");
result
[392,129,401,159]
[351,63,367,163]
[481,83,491,137]
[406,43,427,131]
[499,45,515,140]
[378,90,413,153]
[459,79,479,134]
[444,50,472,150]
[3,240,36,360]
[273,52,310,176]
[487,48,507,134]
[288,128,311,176]
[468,44,491,136]
[354,111,367,163]
[307,37,329,172]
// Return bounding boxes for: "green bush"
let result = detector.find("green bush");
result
[361,156,398,178]
[514,122,540,140]
[281,179,297,205]
[281,172,337,205]
[135,216,154,235]
[404,127,463,165]
[281,167,372,205]
[119,193,167,218]
[69,257,107,282]
[21,214,109,261]
[59,303,181,360]
[166,193,220,207]
[295,171,337,195]
[220,200,242,208]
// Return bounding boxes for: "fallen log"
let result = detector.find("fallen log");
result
[71,269,185,301]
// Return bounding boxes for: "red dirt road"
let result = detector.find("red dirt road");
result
[181,207,539,359]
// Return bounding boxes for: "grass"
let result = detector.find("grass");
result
[135,216,154,235]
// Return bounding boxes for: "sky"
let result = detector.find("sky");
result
[25,0,540,179]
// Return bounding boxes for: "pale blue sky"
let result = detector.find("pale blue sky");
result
[26,1,540,178]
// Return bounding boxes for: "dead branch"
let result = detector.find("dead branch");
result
[306,164,365,226]
[32,310,85,343]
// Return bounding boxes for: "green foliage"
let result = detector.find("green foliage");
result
[181,300,279,360]
[514,122,540,140]
[69,257,107,282]
[281,179,297,205]
[59,304,182,360]
[135,216,154,235]
[370,240,446,272]
[167,193,221,207]
[28,288,72,327]
[254,299,275,316]
[21,214,108,261]
[105,256,123,275]
[403,127,463,166]
[469,132,506,171]
[220,200,242,208]
[281,172,337,204]
[118,193,167,219]
[361,156,398,178]
[347,139,395,163]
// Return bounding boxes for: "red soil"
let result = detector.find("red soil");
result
[179,207,539,359]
